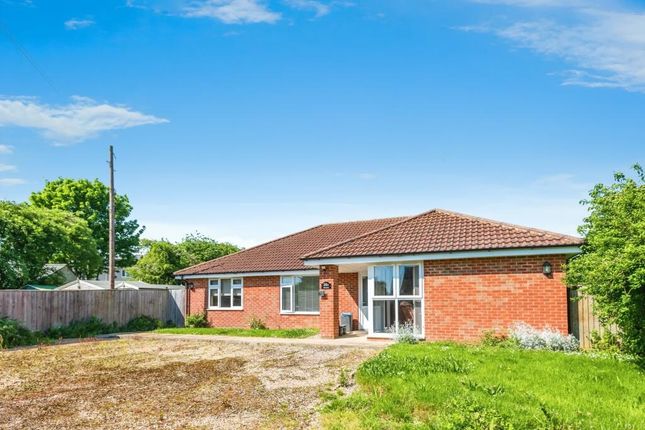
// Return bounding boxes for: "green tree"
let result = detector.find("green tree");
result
[0,202,101,289]
[176,233,240,267]
[565,165,645,355]
[30,178,144,276]
[128,234,240,284]
[127,240,183,285]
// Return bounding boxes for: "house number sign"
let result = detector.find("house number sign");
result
[321,282,332,290]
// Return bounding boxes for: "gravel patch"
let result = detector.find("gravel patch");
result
[0,338,376,429]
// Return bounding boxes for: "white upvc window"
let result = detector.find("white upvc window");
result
[280,275,320,314]
[208,277,243,310]
[369,263,423,337]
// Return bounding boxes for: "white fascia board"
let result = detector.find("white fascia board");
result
[175,269,320,280]
[302,246,581,266]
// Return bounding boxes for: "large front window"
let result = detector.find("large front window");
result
[370,264,423,336]
[209,278,243,309]
[281,276,320,313]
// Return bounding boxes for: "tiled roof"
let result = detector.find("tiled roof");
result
[174,216,407,276]
[175,209,583,276]
[303,209,584,259]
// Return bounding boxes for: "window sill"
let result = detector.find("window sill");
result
[280,311,320,316]
[207,307,244,311]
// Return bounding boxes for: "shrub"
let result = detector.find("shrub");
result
[185,312,209,328]
[123,315,163,332]
[481,329,513,347]
[249,316,267,330]
[589,330,622,354]
[387,321,418,344]
[509,322,579,352]
[0,317,36,349]
[45,317,117,339]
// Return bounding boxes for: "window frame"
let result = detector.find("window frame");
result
[280,275,320,315]
[208,277,244,310]
[368,262,424,338]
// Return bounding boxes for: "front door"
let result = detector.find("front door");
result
[359,275,369,330]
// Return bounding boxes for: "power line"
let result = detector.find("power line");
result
[0,17,59,93]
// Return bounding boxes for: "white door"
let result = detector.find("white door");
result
[359,275,369,330]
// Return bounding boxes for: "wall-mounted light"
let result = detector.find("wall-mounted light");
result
[542,262,553,276]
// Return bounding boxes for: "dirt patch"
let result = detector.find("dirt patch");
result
[0,338,375,429]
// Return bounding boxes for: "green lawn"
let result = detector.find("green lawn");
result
[322,343,645,429]
[153,327,319,339]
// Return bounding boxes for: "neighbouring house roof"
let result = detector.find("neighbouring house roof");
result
[23,284,59,291]
[174,216,408,276]
[57,280,183,290]
[174,209,583,277]
[304,209,584,259]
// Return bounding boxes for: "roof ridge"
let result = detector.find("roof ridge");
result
[432,209,582,241]
[174,223,327,275]
[320,215,408,227]
[301,210,437,259]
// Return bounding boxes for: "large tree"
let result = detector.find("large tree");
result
[0,202,101,289]
[565,165,645,355]
[30,178,144,276]
[128,234,240,284]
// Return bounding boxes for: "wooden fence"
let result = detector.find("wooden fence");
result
[0,289,185,331]
[568,289,617,349]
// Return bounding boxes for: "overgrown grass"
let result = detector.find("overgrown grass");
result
[322,343,645,429]
[154,327,319,339]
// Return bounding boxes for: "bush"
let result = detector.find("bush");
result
[249,316,267,330]
[0,317,36,349]
[509,322,579,352]
[185,312,209,328]
[45,316,117,339]
[387,321,418,344]
[123,315,163,332]
[481,329,512,347]
[590,330,622,354]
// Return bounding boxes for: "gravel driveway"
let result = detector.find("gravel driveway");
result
[0,337,377,429]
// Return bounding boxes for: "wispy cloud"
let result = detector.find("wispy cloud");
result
[358,172,376,180]
[465,1,645,92]
[0,144,13,154]
[284,0,330,17]
[64,18,95,30]
[0,164,16,172]
[183,0,281,24]
[0,178,26,186]
[0,96,168,144]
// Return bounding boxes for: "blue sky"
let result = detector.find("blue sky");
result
[0,0,643,247]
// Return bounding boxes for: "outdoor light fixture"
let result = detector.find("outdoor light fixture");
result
[543,262,553,276]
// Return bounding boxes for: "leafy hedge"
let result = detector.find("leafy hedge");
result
[0,314,172,349]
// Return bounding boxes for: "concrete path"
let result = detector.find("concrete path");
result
[115,331,392,350]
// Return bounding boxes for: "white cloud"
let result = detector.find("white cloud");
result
[284,0,331,17]
[466,2,645,92]
[358,172,376,180]
[64,19,95,30]
[0,144,13,154]
[183,0,281,24]
[0,96,168,144]
[0,178,26,186]
[0,164,16,172]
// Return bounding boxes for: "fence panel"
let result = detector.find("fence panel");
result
[0,289,186,332]
[568,289,617,349]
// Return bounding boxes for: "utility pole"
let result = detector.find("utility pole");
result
[108,145,116,290]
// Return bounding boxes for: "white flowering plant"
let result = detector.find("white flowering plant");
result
[509,322,579,352]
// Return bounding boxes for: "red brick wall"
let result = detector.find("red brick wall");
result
[338,272,360,330]
[424,255,569,341]
[186,276,319,329]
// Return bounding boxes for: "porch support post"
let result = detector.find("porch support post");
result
[319,265,340,339]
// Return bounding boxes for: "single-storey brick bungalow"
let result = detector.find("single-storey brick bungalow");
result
[175,209,583,340]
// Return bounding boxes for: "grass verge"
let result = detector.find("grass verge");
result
[154,327,319,339]
[322,342,645,429]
